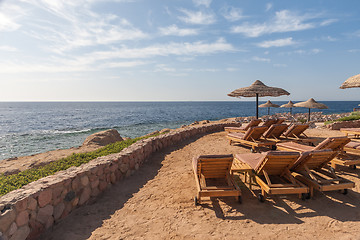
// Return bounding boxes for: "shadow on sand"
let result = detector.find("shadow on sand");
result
[39,134,208,240]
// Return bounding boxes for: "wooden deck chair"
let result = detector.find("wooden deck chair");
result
[274,118,286,124]
[227,126,276,152]
[192,154,241,205]
[234,151,309,202]
[277,137,356,169]
[262,124,289,142]
[260,118,278,128]
[339,141,360,169]
[225,119,262,133]
[282,124,317,145]
[340,128,360,139]
[291,150,355,196]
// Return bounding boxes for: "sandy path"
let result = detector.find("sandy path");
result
[39,130,360,240]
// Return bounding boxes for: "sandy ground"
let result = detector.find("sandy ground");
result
[37,128,360,240]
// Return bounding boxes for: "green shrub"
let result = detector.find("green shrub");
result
[0,133,161,196]
[297,118,307,123]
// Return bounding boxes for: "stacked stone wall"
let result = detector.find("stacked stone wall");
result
[0,122,238,240]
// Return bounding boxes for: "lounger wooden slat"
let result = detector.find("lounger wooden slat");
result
[193,154,241,205]
[224,119,262,133]
[233,151,309,202]
[340,128,360,139]
[277,136,358,169]
[227,126,276,152]
[291,150,355,196]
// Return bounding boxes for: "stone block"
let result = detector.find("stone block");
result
[90,179,99,189]
[15,198,28,212]
[38,189,52,208]
[15,211,29,227]
[80,175,89,187]
[36,205,53,225]
[0,207,16,233]
[9,225,30,240]
[79,187,91,205]
[53,203,65,221]
[6,222,17,237]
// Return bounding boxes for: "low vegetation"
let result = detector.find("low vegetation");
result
[325,112,360,125]
[0,133,160,196]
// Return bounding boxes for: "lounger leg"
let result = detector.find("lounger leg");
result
[229,140,232,145]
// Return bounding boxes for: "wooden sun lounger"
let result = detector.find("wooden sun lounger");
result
[277,136,356,169]
[282,124,317,145]
[224,119,261,133]
[260,118,278,128]
[340,128,360,139]
[233,151,309,202]
[263,124,289,142]
[227,126,276,152]
[275,118,286,124]
[192,154,242,205]
[290,150,355,197]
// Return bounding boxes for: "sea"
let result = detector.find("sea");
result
[0,101,358,160]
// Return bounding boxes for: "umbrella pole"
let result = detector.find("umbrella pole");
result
[256,93,259,119]
[290,107,292,115]
[268,107,270,115]
[308,108,311,122]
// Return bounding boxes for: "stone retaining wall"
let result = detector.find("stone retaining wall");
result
[326,120,360,130]
[0,122,238,240]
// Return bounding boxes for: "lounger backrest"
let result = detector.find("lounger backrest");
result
[291,149,335,171]
[261,119,278,128]
[193,154,233,179]
[314,137,351,152]
[275,118,286,124]
[243,119,262,131]
[255,151,300,175]
[263,124,288,139]
[283,124,309,138]
[243,126,268,141]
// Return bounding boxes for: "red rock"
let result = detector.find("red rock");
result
[80,175,89,187]
[53,203,65,221]
[15,198,28,212]
[38,189,52,208]
[0,208,16,233]
[9,225,30,240]
[27,220,44,240]
[79,187,91,205]
[15,210,29,227]
[36,205,53,224]
[27,197,38,211]
[7,222,17,237]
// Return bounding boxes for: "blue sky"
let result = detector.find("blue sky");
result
[0,0,359,101]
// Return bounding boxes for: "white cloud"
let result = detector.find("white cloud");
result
[348,49,360,53]
[221,6,244,22]
[231,10,328,37]
[252,56,271,62]
[257,37,296,48]
[178,9,216,25]
[280,48,322,55]
[0,3,26,32]
[159,25,198,36]
[265,3,273,12]
[85,38,235,61]
[320,19,338,26]
[0,46,18,52]
[193,0,212,8]
[154,64,176,72]
[22,0,148,53]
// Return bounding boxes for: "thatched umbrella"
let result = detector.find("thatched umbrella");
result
[280,100,295,114]
[259,100,279,115]
[340,74,360,89]
[293,98,328,122]
[228,80,290,119]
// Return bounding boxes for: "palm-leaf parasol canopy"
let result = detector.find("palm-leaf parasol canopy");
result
[228,80,290,119]
[259,100,279,115]
[340,74,360,89]
[280,100,295,114]
[293,98,328,122]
